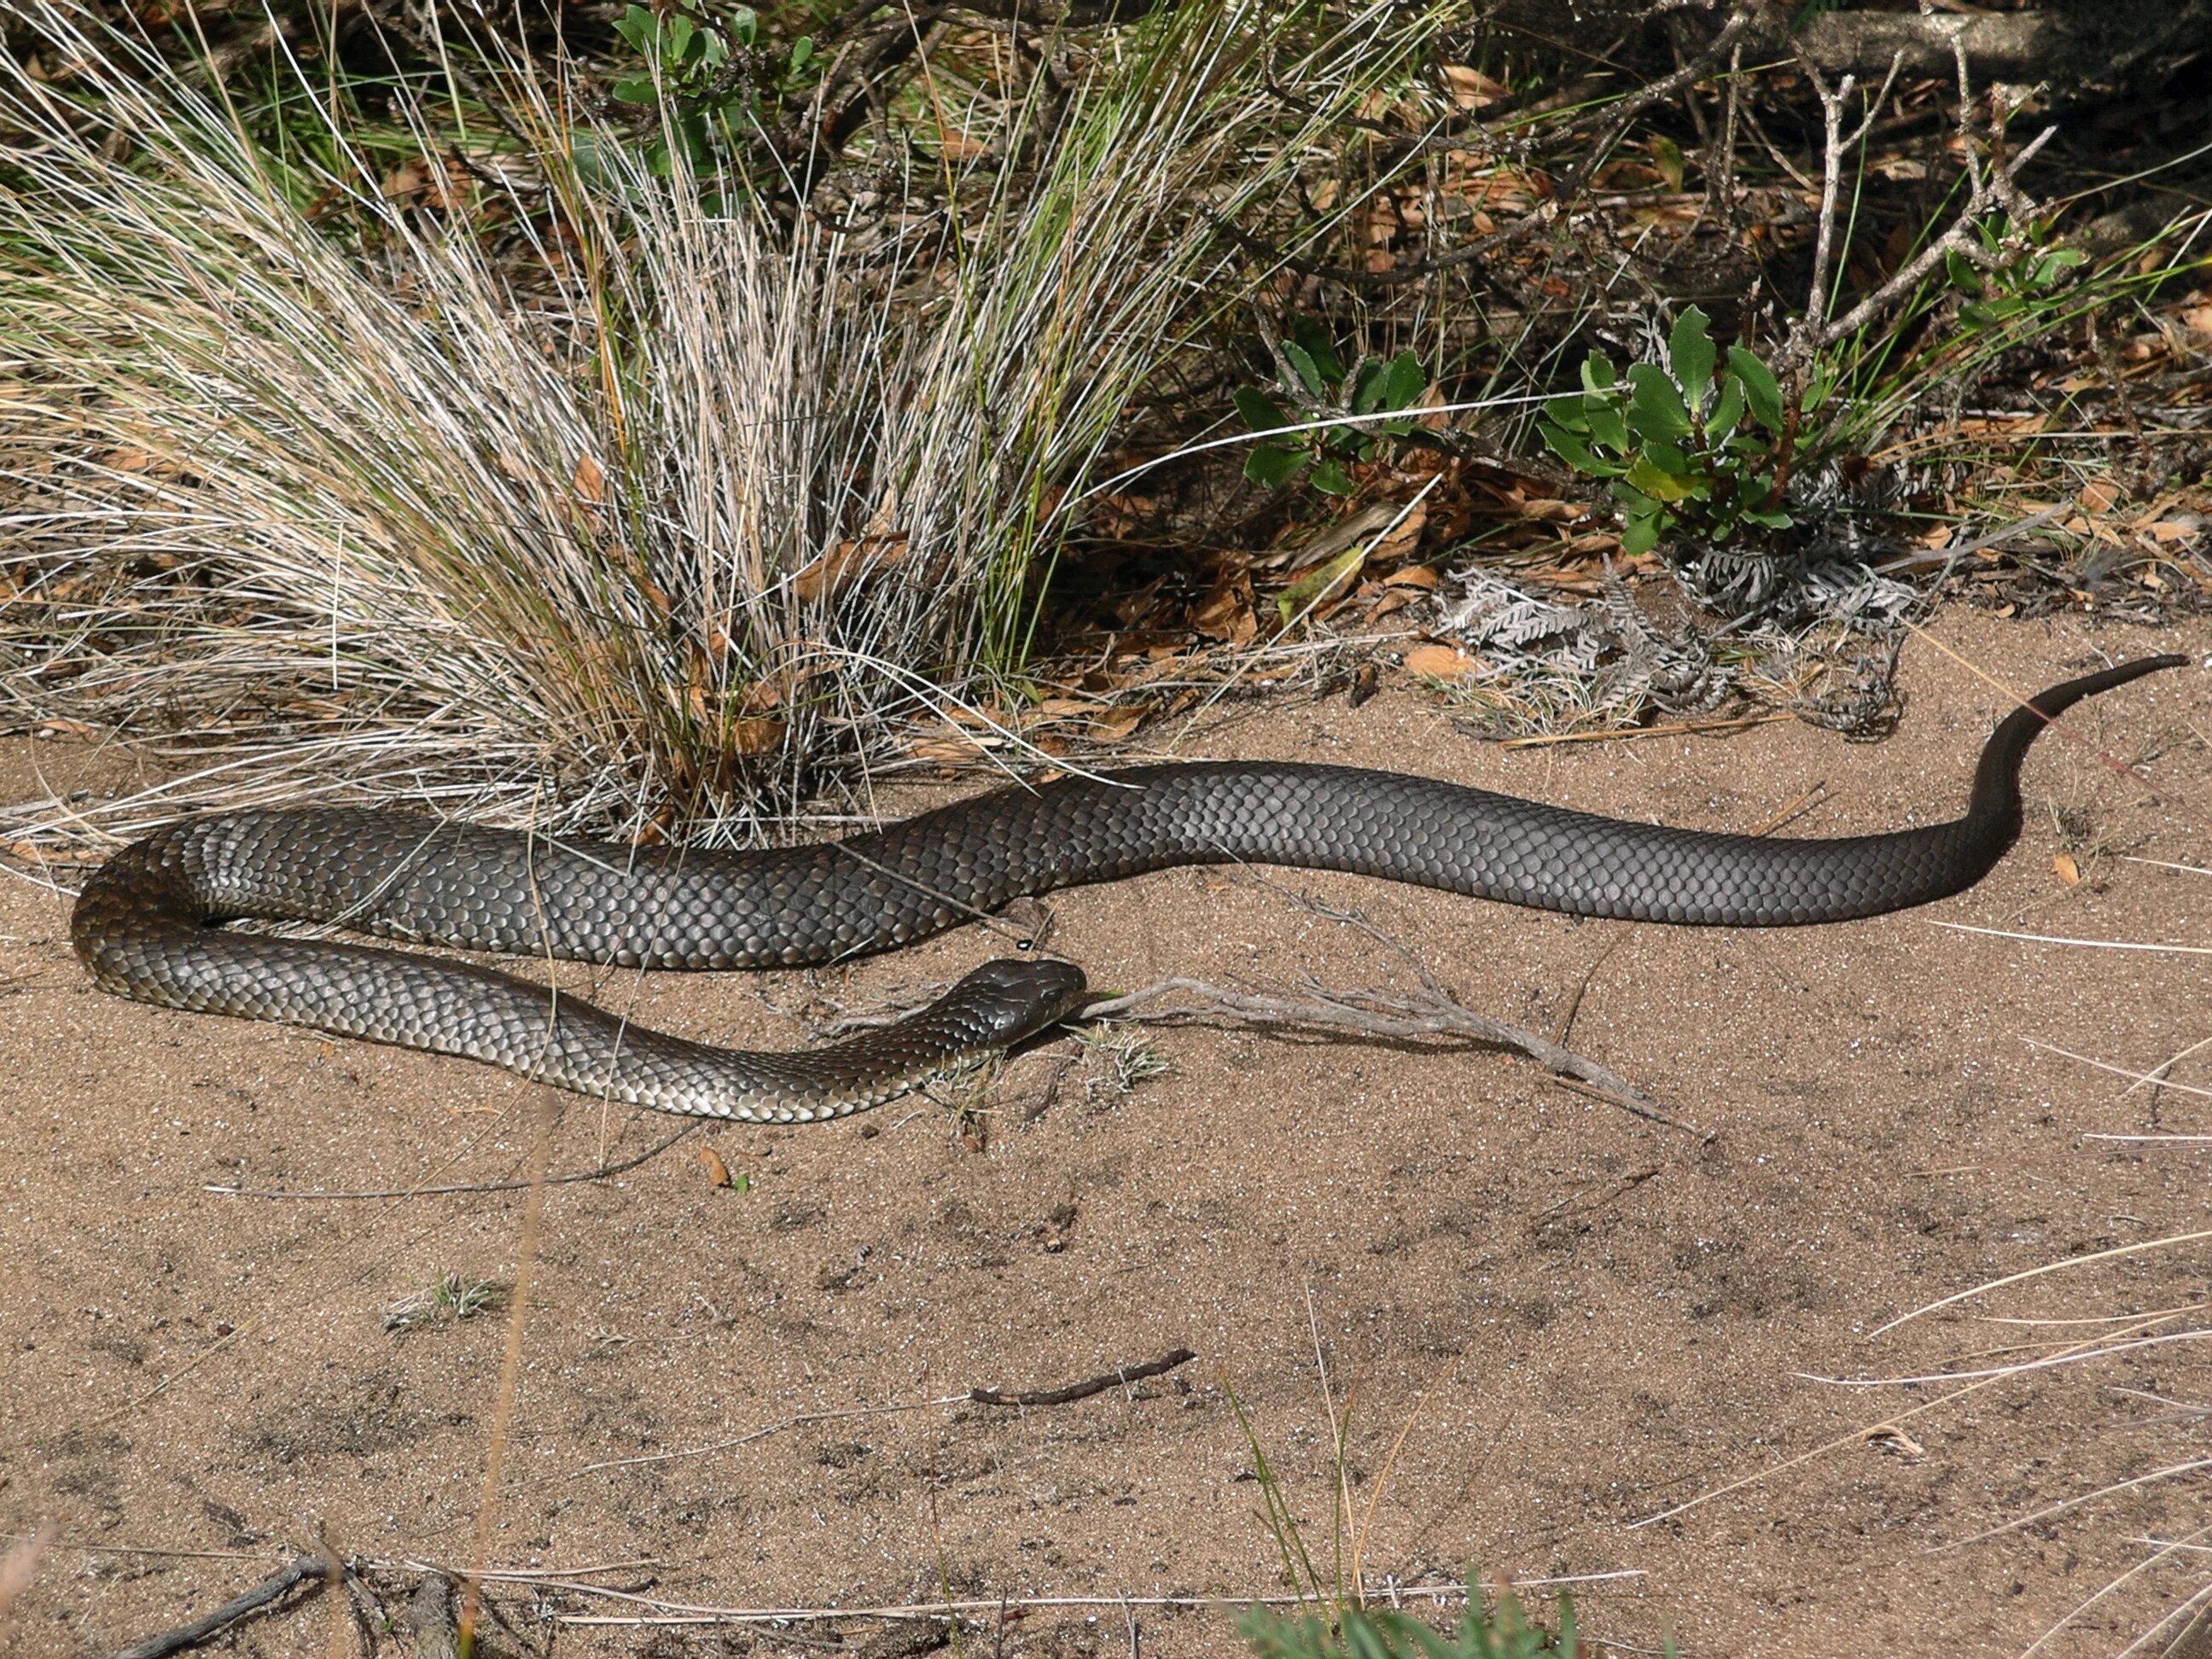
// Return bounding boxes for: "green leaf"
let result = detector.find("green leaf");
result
[1243,443,1307,489]
[1350,358,1389,415]
[729,1170,751,1195]
[1707,375,1745,442]
[614,4,656,50]
[1583,393,1629,452]
[2030,247,2086,288]
[1382,349,1425,411]
[1668,306,1715,413]
[1624,363,1691,441]
[1640,439,1691,475]
[666,13,695,62]
[1309,457,1357,496]
[610,73,659,103]
[1743,506,1794,529]
[1233,386,1292,434]
[1543,393,1590,434]
[1650,132,1685,193]
[1538,422,1621,477]
[1580,350,1617,392]
[1609,480,1657,510]
[1624,451,1697,502]
[1726,346,1784,432]
[1944,247,1986,296]
[1282,341,1328,399]
[730,4,757,44]
[789,33,814,73]
[1286,317,1344,387]
[1621,511,1662,556]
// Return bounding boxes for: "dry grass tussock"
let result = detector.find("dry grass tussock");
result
[0,0,1429,845]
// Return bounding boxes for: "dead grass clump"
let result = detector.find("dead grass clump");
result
[0,0,1432,845]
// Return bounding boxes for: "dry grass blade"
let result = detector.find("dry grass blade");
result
[0,0,1435,846]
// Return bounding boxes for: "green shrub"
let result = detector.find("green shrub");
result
[1537,306,1810,557]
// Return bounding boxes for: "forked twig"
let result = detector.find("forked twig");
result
[1083,977,1700,1136]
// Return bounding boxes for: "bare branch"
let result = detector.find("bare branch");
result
[95,1556,331,1659]
[969,1347,1197,1406]
[1081,977,1704,1136]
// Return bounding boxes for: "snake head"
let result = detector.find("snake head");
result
[936,957,1091,1048]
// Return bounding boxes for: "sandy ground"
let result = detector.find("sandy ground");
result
[2,610,2208,1659]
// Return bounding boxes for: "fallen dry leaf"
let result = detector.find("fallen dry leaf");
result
[793,533,910,605]
[1441,63,1507,109]
[2052,853,2081,886]
[725,717,785,756]
[699,1146,733,1187]
[1191,573,1257,644]
[1383,564,1440,590]
[2078,478,2121,515]
[1088,704,1152,742]
[572,451,607,504]
[1370,497,1429,563]
[905,731,982,763]
[1402,643,1482,680]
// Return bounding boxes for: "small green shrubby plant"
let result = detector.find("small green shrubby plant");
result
[1538,306,1818,556]
[1239,1586,1581,1659]
[1237,317,1427,497]
[1943,216,2087,330]
[608,2,816,175]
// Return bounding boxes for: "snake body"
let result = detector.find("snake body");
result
[71,655,2183,1121]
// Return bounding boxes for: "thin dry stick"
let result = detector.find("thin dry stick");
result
[1084,978,1697,1135]
[1627,1314,2179,1529]
[203,1119,698,1199]
[1931,923,2212,958]
[967,1348,1196,1407]
[456,1093,557,1658]
[576,1346,1195,1474]
[1347,1362,1456,1600]
[540,1571,1648,1627]
[1875,1230,2212,1337]
[93,1556,331,1659]
[1496,710,1794,750]
[2026,1038,2212,1103]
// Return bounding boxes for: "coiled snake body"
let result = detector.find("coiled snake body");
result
[72,656,2183,1121]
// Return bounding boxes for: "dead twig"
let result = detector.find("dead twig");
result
[968,1348,1196,1407]
[1782,35,2058,371]
[575,1344,1196,1476]
[94,1555,331,1659]
[1081,978,1699,1135]
[201,1119,698,1201]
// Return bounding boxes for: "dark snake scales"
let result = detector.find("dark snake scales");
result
[72,655,2185,1121]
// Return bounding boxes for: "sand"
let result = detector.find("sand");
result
[2,610,2206,1658]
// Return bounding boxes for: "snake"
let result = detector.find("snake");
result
[70,654,2182,1122]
